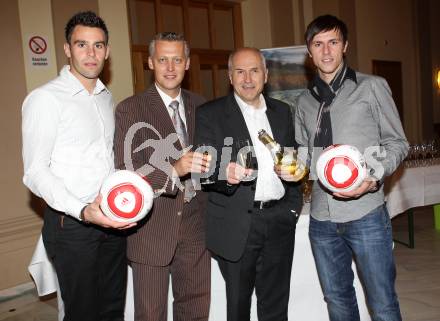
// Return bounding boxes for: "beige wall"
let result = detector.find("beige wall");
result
[338,0,358,69]
[52,0,99,70]
[312,0,338,17]
[0,0,41,290]
[18,0,58,91]
[241,0,272,48]
[98,0,134,103]
[269,0,294,48]
[355,0,420,141]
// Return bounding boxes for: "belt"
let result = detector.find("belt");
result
[253,200,278,210]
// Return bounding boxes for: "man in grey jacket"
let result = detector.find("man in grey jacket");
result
[292,15,408,321]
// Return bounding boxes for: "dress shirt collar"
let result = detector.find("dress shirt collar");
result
[60,65,108,96]
[234,93,267,117]
[155,83,182,107]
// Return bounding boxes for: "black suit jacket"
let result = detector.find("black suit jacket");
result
[195,94,302,261]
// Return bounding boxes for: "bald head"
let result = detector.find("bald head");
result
[228,47,267,74]
[228,47,268,107]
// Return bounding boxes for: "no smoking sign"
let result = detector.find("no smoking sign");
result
[28,35,50,67]
[29,36,47,54]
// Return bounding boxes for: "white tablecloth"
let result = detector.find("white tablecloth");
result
[385,164,440,217]
[29,214,371,321]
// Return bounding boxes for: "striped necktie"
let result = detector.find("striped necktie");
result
[169,100,188,147]
[169,100,195,202]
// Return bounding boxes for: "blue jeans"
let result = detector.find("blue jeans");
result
[309,204,402,321]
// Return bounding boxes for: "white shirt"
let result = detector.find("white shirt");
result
[155,84,187,127]
[22,65,115,220]
[235,94,285,201]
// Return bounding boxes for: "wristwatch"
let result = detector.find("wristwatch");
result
[79,205,90,223]
[368,167,381,192]
[370,180,380,192]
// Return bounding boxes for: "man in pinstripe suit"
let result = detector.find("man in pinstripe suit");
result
[114,32,211,321]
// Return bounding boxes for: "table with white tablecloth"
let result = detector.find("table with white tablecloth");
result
[384,163,440,247]
[385,163,440,218]
[29,212,371,321]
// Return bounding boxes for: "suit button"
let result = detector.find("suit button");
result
[247,210,252,214]
[177,211,182,216]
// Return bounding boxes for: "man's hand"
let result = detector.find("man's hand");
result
[173,151,210,177]
[333,178,378,199]
[226,162,253,185]
[82,195,137,229]
[274,164,305,182]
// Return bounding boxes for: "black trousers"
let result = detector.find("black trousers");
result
[216,204,297,321]
[42,206,127,321]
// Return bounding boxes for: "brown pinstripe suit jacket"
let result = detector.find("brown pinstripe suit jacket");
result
[114,86,207,266]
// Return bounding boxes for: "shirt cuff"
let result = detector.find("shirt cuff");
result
[171,168,179,190]
[64,198,88,221]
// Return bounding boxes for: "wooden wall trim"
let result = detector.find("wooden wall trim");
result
[232,2,244,48]
[154,0,163,31]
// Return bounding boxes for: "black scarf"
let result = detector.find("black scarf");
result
[309,63,356,148]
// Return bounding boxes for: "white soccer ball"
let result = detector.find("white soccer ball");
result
[315,144,367,193]
[100,170,154,223]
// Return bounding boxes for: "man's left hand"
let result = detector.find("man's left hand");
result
[274,164,304,182]
[333,178,378,199]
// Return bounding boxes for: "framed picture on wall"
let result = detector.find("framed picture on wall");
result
[261,45,315,114]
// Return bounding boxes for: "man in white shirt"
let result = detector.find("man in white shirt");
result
[22,11,133,321]
[195,48,303,321]
[113,33,211,321]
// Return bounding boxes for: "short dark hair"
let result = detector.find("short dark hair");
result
[65,11,109,45]
[149,32,190,58]
[304,15,348,48]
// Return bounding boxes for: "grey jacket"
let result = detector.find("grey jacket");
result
[295,71,409,222]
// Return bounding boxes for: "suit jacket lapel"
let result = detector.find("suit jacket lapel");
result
[182,90,194,144]
[225,94,283,145]
[265,97,284,144]
[146,86,183,148]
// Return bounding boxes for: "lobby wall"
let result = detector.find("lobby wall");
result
[1,0,438,290]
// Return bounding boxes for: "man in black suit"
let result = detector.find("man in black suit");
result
[195,47,303,321]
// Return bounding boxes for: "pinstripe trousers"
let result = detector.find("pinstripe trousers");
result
[131,203,211,321]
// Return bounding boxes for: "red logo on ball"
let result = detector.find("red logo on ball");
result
[324,156,359,189]
[107,183,144,219]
